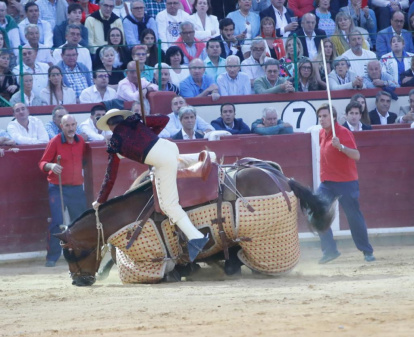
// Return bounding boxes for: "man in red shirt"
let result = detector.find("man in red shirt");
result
[39,115,87,267]
[317,103,375,264]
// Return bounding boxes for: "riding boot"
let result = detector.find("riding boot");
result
[178,151,216,169]
[175,216,209,262]
[177,151,213,181]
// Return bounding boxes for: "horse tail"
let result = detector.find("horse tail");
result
[288,179,335,233]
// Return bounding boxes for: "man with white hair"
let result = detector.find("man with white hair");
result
[85,0,124,55]
[363,60,399,89]
[174,21,206,65]
[251,107,293,135]
[241,37,269,92]
[156,0,190,51]
[171,106,204,140]
[152,63,180,94]
[0,2,20,56]
[217,55,250,96]
[23,24,54,66]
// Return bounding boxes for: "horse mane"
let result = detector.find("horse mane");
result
[68,178,153,228]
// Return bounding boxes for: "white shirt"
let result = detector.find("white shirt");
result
[169,66,190,87]
[188,13,219,41]
[341,48,377,77]
[346,121,363,131]
[7,116,49,144]
[272,5,289,38]
[181,129,197,140]
[305,32,318,60]
[53,44,92,72]
[18,18,53,48]
[156,9,190,51]
[79,117,112,141]
[23,43,54,65]
[376,109,390,125]
[79,85,117,104]
[12,62,50,96]
[158,111,213,138]
[241,55,270,93]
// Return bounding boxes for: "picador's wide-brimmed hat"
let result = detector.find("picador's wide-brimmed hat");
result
[96,109,133,131]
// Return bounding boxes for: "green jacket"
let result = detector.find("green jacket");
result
[253,76,289,94]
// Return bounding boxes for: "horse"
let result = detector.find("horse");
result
[56,159,335,287]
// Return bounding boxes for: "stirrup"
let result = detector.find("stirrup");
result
[187,234,209,262]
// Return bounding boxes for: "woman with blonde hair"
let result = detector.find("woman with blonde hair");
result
[297,57,320,92]
[40,66,76,106]
[313,38,337,89]
[281,35,303,77]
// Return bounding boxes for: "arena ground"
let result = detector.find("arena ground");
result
[1,239,413,337]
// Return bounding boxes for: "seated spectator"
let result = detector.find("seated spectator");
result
[79,68,118,103]
[159,95,214,137]
[179,58,220,99]
[297,57,320,91]
[254,59,294,94]
[339,0,377,48]
[409,12,414,47]
[259,0,298,38]
[0,129,16,146]
[328,56,364,90]
[12,47,49,97]
[0,49,18,102]
[259,16,286,60]
[123,0,158,46]
[18,2,53,47]
[397,88,414,124]
[288,0,315,19]
[369,91,397,125]
[313,37,337,89]
[152,63,180,94]
[80,105,113,141]
[0,2,19,58]
[44,105,86,140]
[376,11,414,58]
[53,3,88,48]
[97,46,125,90]
[350,93,370,125]
[6,102,48,144]
[311,0,336,37]
[36,0,68,30]
[140,28,165,67]
[210,18,244,60]
[131,100,149,116]
[175,21,207,65]
[156,0,190,52]
[23,24,53,66]
[292,13,327,60]
[165,45,190,87]
[241,37,269,93]
[343,101,372,131]
[79,0,99,24]
[251,106,293,135]
[144,0,167,18]
[211,103,250,134]
[9,73,42,106]
[217,55,250,96]
[40,66,77,106]
[281,35,304,77]
[171,106,204,139]
[400,56,414,87]
[341,30,377,76]
[188,0,219,41]
[85,0,125,55]
[0,28,17,68]
[227,0,260,55]
[94,27,131,69]
[52,24,92,72]
[363,60,399,89]
[330,12,369,55]
[381,36,414,86]
[117,60,158,105]
[203,39,226,81]
[131,44,154,82]
[56,45,93,100]
[372,0,409,32]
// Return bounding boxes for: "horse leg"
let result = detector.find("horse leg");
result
[97,244,116,280]
[224,246,243,276]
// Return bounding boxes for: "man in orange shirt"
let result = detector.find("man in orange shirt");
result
[317,103,375,264]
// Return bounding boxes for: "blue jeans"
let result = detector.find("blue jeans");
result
[317,181,373,255]
[47,184,87,262]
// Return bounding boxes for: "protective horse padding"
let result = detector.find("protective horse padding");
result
[161,202,236,264]
[108,219,167,284]
[236,191,300,275]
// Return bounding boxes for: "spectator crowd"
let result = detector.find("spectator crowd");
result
[1,0,414,148]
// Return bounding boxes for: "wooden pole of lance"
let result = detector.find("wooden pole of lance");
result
[320,40,336,138]
[135,60,147,126]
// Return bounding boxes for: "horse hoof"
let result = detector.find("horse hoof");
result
[224,260,243,276]
[163,269,181,282]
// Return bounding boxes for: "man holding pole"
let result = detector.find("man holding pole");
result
[316,104,375,264]
[39,115,87,267]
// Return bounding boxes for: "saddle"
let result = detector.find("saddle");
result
[152,151,219,213]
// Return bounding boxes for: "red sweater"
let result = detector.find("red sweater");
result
[39,134,86,186]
